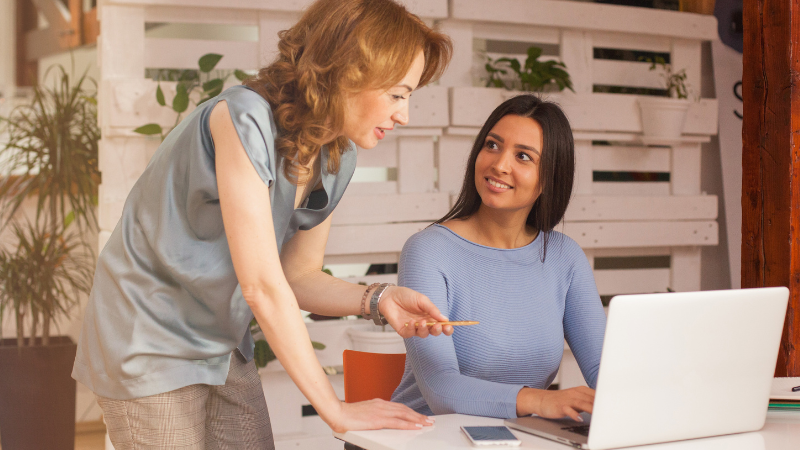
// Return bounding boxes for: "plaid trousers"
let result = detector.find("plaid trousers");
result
[96,351,275,449]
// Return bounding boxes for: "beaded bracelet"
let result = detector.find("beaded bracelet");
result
[361,282,381,320]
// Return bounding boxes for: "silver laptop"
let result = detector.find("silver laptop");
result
[505,287,789,450]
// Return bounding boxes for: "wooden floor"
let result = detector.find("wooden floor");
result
[75,430,106,450]
[75,421,107,450]
[0,425,106,450]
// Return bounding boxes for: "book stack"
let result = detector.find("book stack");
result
[769,377,800,412]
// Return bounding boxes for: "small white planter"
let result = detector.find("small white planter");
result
[637,97,691,138]
[347,324,407,354]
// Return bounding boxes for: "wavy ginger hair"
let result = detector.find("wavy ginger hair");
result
[244,0,452,183]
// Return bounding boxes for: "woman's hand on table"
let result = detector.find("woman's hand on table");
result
[328,399,435,433]
[517,386,595,421]
[377,286,454,338]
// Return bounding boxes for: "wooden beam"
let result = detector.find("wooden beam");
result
[15,0,37,86]
[83,7,99,46]
[25,0,82,61]
[742,0,800,376]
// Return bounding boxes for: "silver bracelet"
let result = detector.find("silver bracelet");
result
[369,283,395,326]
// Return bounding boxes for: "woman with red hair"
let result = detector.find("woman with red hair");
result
[73,1,452,447]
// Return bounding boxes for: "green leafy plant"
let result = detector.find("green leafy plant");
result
[134,53,249,140]
[640,56,689,100]
[485,46,575,93]
[249,319,326,369]
[0,65,99,348]
[0,217,94,347]
[0,66,100,232]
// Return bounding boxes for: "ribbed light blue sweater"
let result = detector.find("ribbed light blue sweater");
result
[391,224,607,419]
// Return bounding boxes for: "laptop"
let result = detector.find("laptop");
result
[505,287,789,450]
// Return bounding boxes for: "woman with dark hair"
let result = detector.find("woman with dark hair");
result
[72,0,453,447]
[392,95,607,421]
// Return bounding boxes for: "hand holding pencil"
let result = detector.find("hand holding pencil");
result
[406,320,479,327]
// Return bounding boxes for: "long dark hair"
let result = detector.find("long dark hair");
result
[436,94,575,261]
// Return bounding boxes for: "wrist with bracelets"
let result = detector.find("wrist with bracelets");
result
[360,282,395,325]
[360,283,380,320]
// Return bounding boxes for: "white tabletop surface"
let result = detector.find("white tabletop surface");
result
[334,412,800,450]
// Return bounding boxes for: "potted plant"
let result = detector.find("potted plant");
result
[484,46,575,93]
[636,56,693,139]
[0,65,100,449]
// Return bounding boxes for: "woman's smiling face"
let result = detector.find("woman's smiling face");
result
[342,50,426,149]
[474,114,544,213]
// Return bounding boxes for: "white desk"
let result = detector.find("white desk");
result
[334,412,800,450]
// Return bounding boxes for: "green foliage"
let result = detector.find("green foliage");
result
[249,318,326,369]
[0,64,99,347]
[133,124,163,136]
[234,70,250,82]
[0,218,95,347]
[639,56,689,100]
[135,54,249,140]
[0,66,100,231]
[485,46,574,93]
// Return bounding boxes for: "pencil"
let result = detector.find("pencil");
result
[404,321,479,327]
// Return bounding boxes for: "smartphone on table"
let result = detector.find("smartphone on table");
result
[461,426,522,447]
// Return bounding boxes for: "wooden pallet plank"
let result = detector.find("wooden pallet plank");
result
[670,142,702,195]
[450,87,718,135]
[594,268,671,295]
[327,220,717,255]
[344,181,398,196]
[473,22,560,45]
[100,5,145,79]
[111,0,447,17]
[357,141,398,168]
[438,135,474,195]
[574,140,593,195]
[565,195,717,222]
[591,31,672,53]
[407,86,449,128]
[437,20,474,87]
[332,192,450,225]
[563,221,718,249]
[451,0,719,40]
[590,181,671,196]
[326,222,430,255]
[397,137,436,194]
[144,6,259,25]
[670,247,701,291]
[592,145,671,173]
[592,59,664,90]
[144,38,259,70]
[560,30,593,95]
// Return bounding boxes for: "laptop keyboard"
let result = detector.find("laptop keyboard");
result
[561,425,591,437]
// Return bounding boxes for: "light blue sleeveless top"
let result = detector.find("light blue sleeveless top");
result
[73,86,357,400]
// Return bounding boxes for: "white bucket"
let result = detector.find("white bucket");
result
[347,324,407,354]
[637,97,691,138]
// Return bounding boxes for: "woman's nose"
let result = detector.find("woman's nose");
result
[392,104,409,126]
[492,150,513,174]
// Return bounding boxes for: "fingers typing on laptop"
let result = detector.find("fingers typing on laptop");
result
[516,386,595,422]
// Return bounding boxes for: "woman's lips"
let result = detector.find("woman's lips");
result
[374,127,385,139]
[485,177,512,193]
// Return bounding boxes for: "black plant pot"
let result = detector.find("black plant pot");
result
[0,336,77,450]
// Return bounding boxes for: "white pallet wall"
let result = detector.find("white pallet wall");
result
[97,0,720,444]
